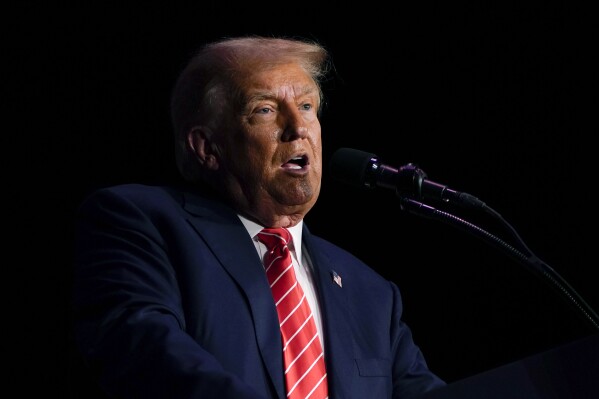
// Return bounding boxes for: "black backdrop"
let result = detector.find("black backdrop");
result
[11,2,597,397]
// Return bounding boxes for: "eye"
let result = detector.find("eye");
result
[300,103,313,111]
[256,107,273,114]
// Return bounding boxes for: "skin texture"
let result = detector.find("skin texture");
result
[188,63,322,228]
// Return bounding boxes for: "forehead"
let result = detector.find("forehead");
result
[239,63,319,101]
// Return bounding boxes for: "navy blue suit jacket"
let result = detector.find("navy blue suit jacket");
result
[72,183,445,398]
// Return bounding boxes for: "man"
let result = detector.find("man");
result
[71,35,446,398]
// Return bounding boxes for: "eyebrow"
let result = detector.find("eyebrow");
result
[245,85,319,104]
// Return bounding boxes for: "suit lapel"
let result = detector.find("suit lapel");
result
[303,228,356,399]
[182,192,286,398]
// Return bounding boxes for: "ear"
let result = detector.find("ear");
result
[187,126,219,170]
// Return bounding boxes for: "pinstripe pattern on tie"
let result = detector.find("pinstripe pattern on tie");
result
[258,228,328,399]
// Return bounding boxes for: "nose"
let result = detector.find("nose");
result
[281,107,309,141]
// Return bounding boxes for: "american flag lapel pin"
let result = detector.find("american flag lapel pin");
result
[331,270,342,288]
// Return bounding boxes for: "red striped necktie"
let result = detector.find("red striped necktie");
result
[257,228,328,399]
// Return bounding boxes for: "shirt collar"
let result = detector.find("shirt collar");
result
[238,215,304,259]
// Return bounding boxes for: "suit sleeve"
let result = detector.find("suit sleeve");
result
[388,281,446,398]
[71,188,267,399]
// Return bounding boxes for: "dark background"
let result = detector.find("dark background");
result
[10,2,597,397]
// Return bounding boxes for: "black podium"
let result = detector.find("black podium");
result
[419,333,599,399]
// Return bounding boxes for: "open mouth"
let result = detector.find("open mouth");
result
[283,155,308,170]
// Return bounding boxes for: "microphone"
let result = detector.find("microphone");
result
[329,147,485,209]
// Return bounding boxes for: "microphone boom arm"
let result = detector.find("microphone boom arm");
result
[328,147,599,330]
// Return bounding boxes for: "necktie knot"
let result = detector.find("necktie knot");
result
[257,228,292,251]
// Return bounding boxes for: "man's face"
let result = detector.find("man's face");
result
[215,62,323,225]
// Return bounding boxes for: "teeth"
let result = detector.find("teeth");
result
[285,155,305,169]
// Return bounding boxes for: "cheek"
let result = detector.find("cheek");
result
[238,141,274,176]
[245,134,277,160]
[310,124,322,151]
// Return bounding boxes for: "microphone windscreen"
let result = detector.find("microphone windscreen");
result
[328,148,377,188]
